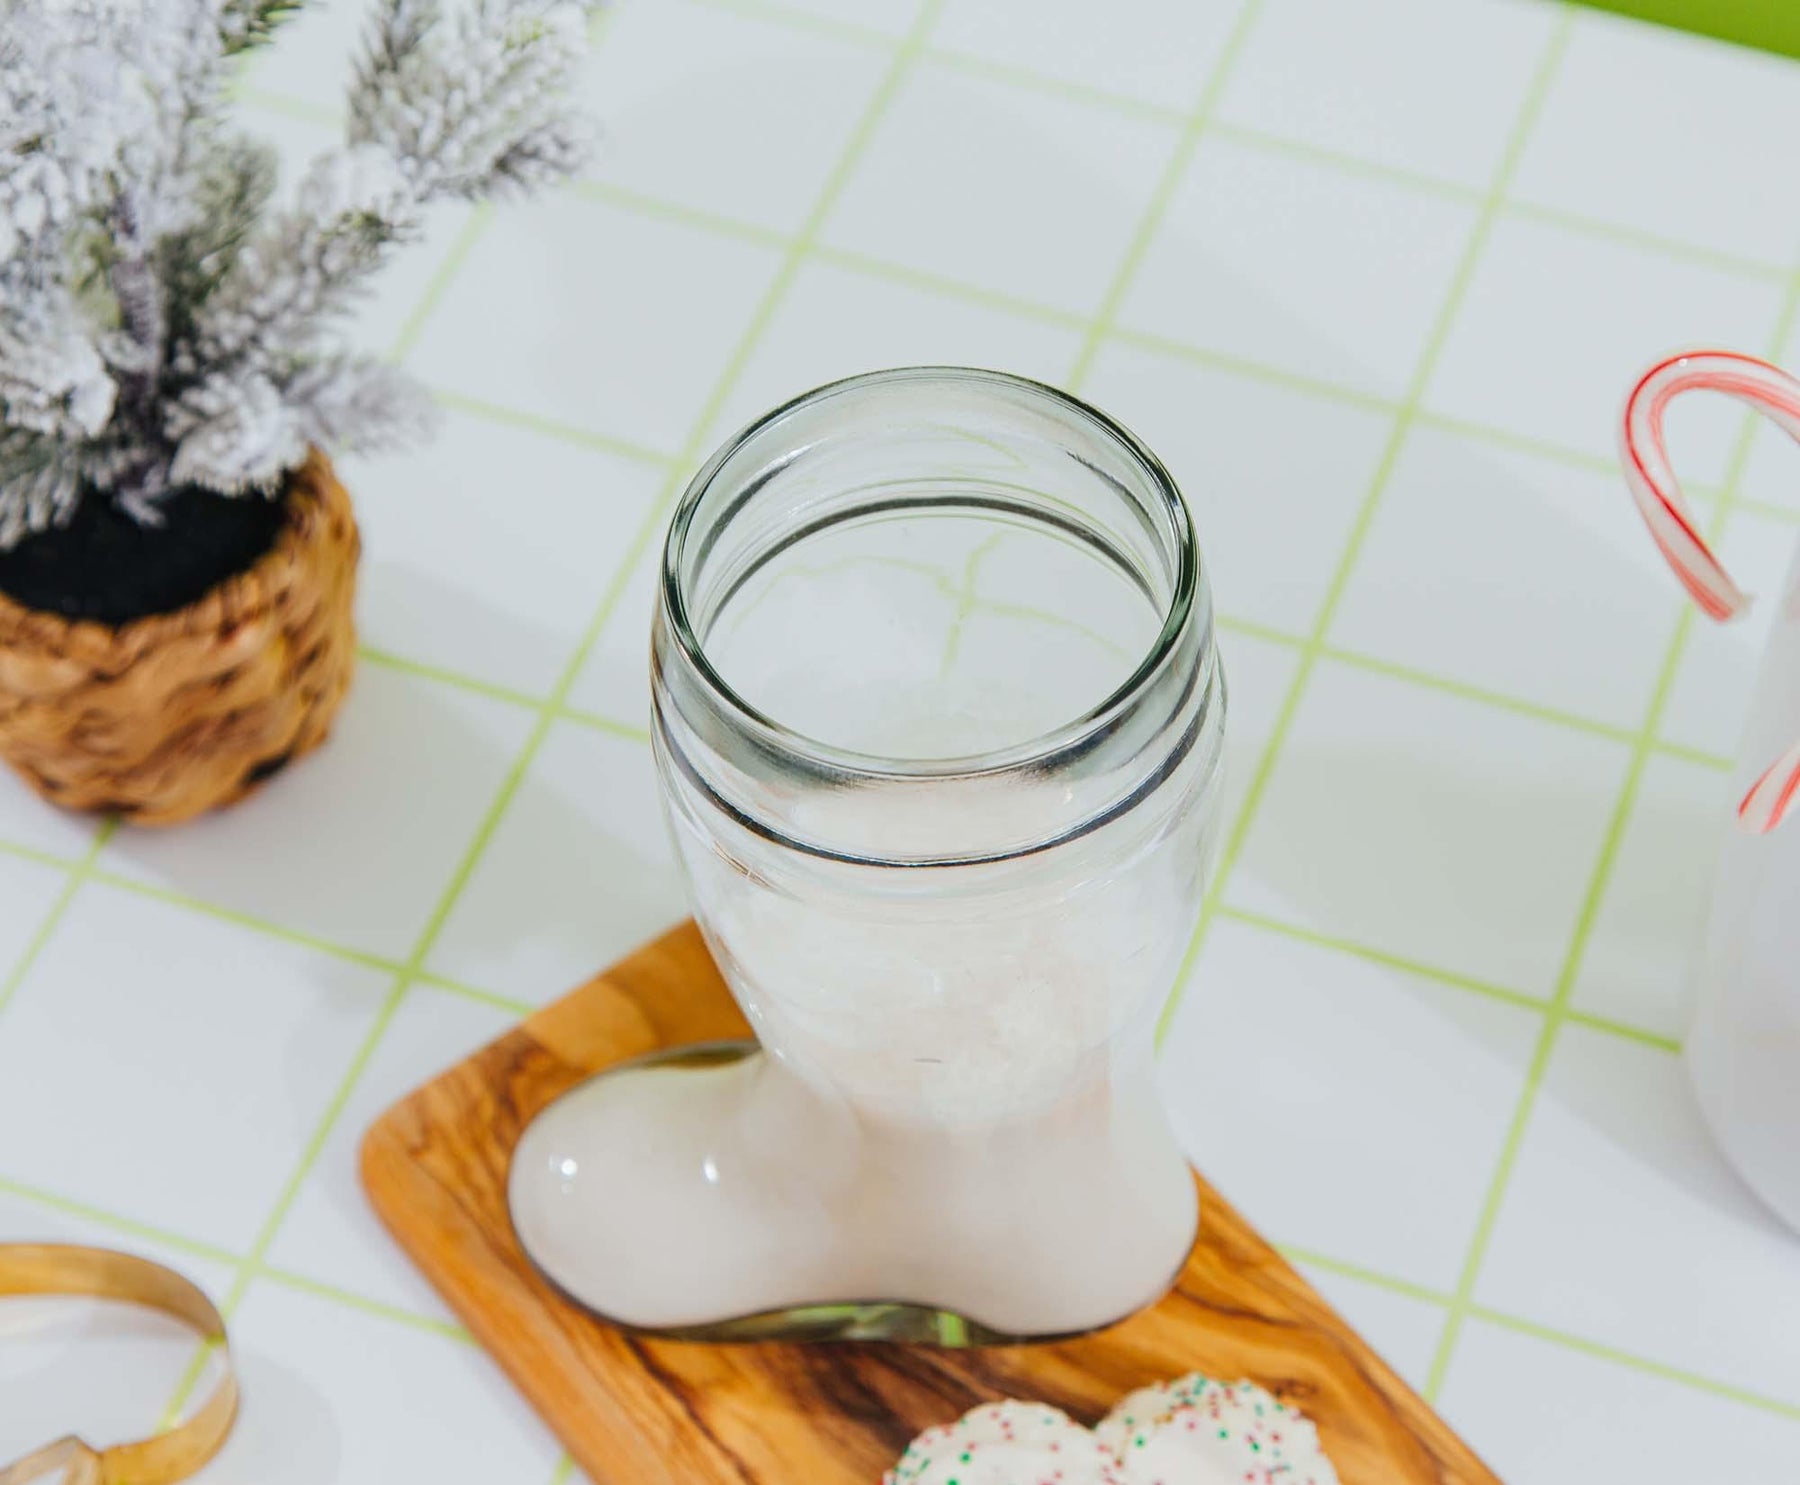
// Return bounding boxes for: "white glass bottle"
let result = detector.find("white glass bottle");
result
[1686,538,1800,1230]
[1621,349,1800,1232]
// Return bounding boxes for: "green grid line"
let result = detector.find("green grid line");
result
[553,705,653,744]
[1503,197,1790,283]
[152,0,947,1430]
[389,206,496,363]
[0,819,115,1026]
[1419,248,1800,1404]
[359,644,544,711]
[203,974,409,1309]
[0,835,82,874]
[83,868,406,977]
[74,876,521,1018]
[1316,639,1727,772]
[1279,1242,1455,1308]
[1102,323,1399,415]
[1563,1008,1682,1055]
[812,243,1089,328]
[1412,409,1800,529]
[1065,0,1266,389]
[0,1173,243,1269]
[1217,905,1550,1018]
[1323,644,1640,751]
[1281,1246,1800,1423]
[1153,12,1576,1047]
[1416,407,1629,476]
[1208,118,1484,205]
[566,178,792,250]
[681,0,895,49]
[1651,736,1739,773]
[1281,1245,1800,1423]
[1218,903,1684,1053]
[938,534,1006,675]
[256,1262,472,1343]
[0,1169,472,1346]
[4,843,509,1010]
[1465,1304,1800,1423]
[422,386,677,467]
[0,827,526,1016]
[922,45,1189,126]
[412,968,535,1018]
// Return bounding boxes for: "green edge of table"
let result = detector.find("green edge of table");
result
[1576,0,1800,61]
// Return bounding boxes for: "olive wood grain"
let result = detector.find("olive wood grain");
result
[361,921,1501,1485]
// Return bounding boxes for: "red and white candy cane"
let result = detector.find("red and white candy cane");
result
[1620,349,1800,833]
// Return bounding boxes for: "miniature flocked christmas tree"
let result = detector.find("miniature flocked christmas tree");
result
[0,0,596,823]
[0,0,594,567]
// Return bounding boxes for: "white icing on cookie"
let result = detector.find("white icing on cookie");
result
[886,1377,1339,1485]
[883,1400,1122,1485]
[1101,1376,1340,1485]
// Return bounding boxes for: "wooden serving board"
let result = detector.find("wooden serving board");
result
[361,923,1499,1485]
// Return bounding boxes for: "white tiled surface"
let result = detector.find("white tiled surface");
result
[1083,343,1394,633]
[706,256,1084,442]
[1474,1028,1800,1401]
[411,192,785,453]
[8,2,1800,1481]
[1120,134,1481,400]
[1573,753,1732,1038]
[1443,1317,1800,1480]
[1161,920,1540,1291]
[1295,1263,1448,1395]
[1511,15,1800,263]
[1330,429,1686,730]
[261,985,517,1320]
[427,723,682,1003]
[826,64,1183,317]
[1230,661,1631,998]
[0,884,390,1252]
[1217,0,1560,186]
[345,408,667,700]
[578,0,892,233]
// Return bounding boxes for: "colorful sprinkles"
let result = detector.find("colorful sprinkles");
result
[882,1400,1123,1485]
[885,1377,1338,1485]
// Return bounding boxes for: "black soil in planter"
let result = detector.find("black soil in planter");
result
[0,485,288,626]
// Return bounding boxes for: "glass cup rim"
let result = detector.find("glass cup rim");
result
[660,364,1203,784]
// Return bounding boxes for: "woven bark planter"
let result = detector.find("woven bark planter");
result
[0,451,359,826]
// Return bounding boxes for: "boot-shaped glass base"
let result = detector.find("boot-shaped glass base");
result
[507,1042,1197,1345]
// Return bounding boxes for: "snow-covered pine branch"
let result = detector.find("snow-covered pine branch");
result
[0,0,598,550]
[348,0,594,199]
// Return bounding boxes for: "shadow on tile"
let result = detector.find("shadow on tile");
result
[424,720,684,1006]
[99,654,539,962]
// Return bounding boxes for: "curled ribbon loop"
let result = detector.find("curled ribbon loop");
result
[0,1244,238,1485]
[1620,349,1800,832]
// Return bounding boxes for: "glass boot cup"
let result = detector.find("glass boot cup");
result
[509,367,1228,1343]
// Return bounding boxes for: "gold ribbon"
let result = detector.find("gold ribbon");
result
[0,1244,238,1485]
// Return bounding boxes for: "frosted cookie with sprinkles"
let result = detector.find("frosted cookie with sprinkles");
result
[1100,1375,1340,1485]
[883,1400,1123,1485]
